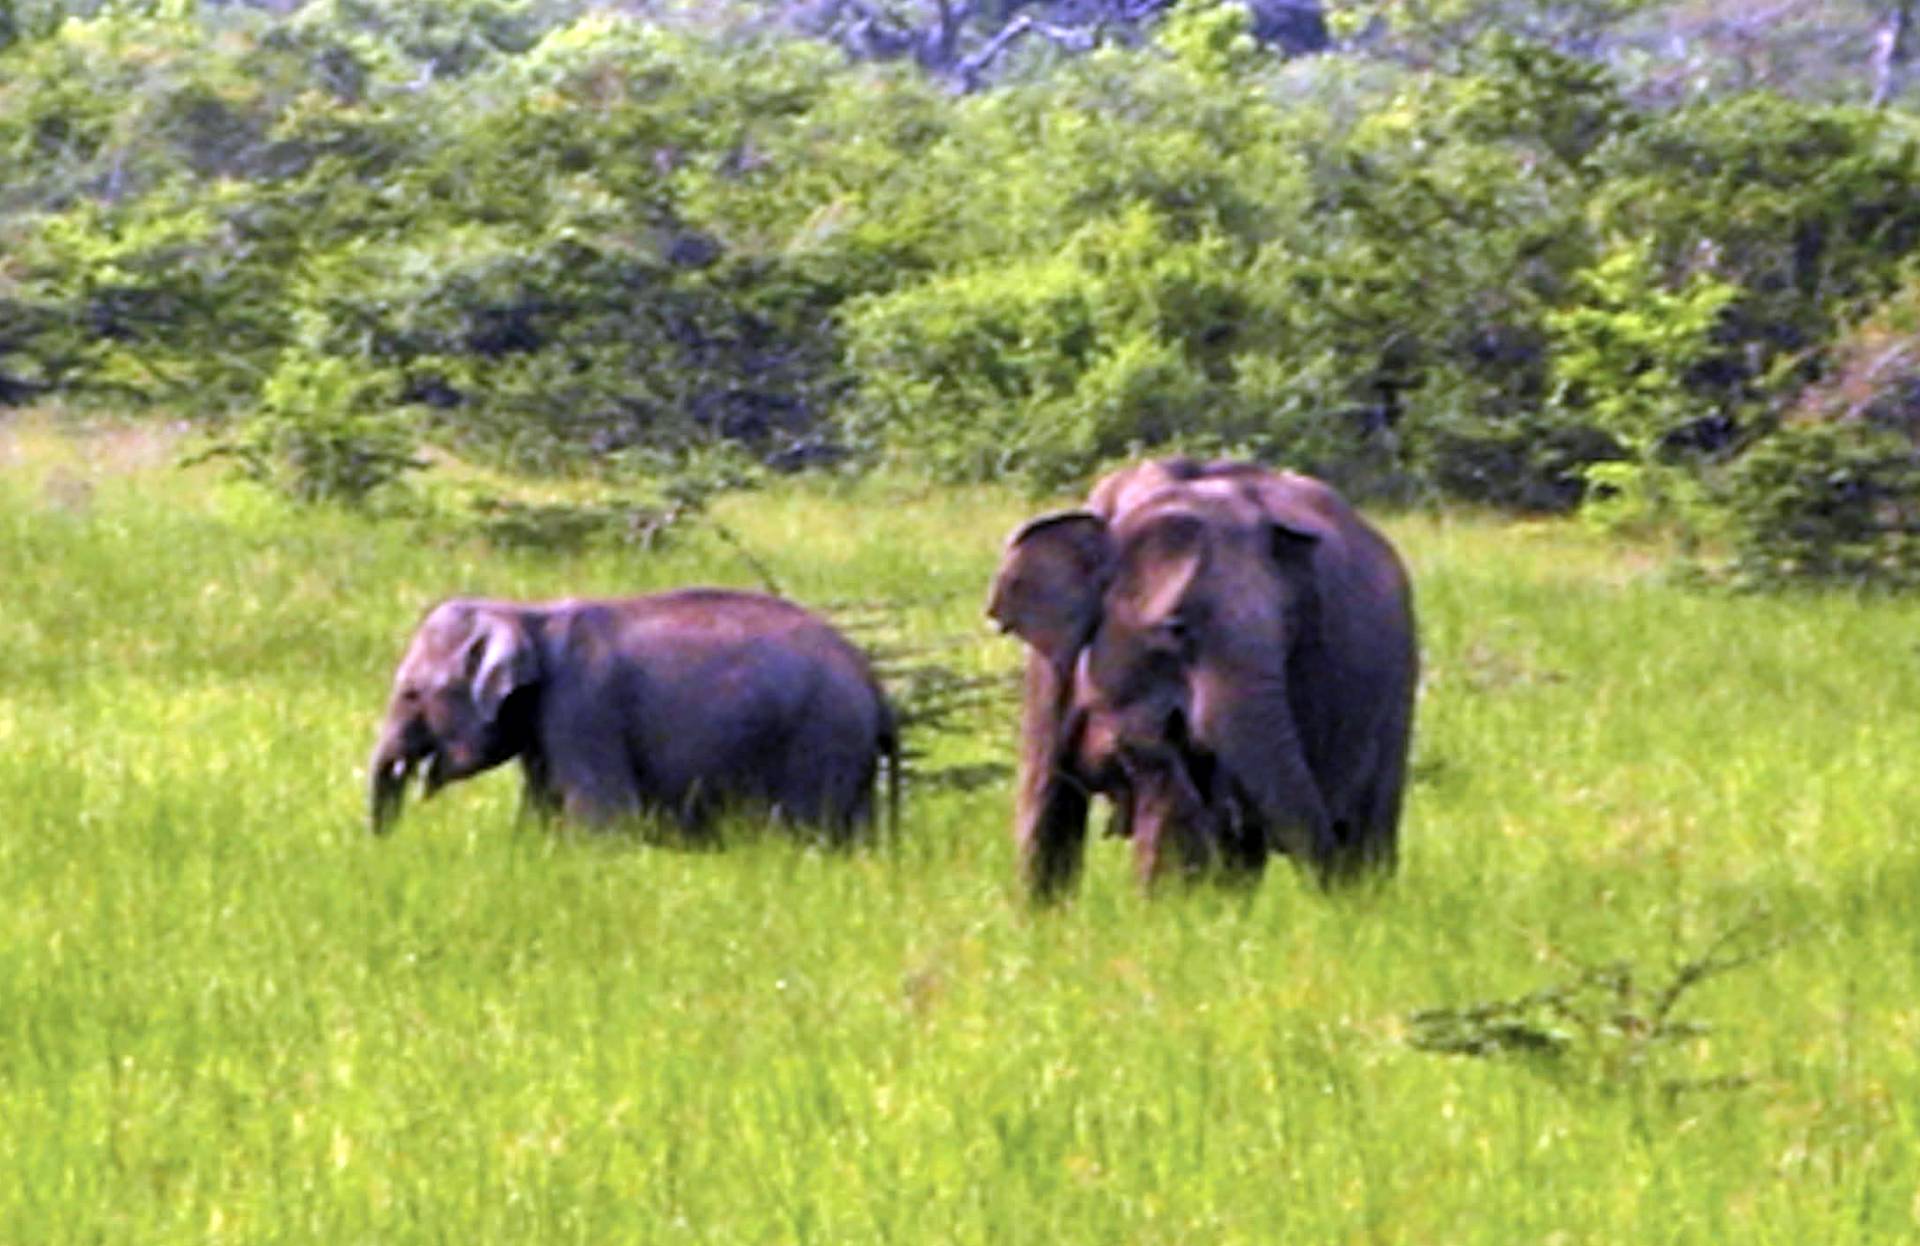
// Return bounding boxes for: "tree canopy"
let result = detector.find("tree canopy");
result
[4,0,1920,583]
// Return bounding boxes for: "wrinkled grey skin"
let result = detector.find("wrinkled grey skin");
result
[988,458,1417,897]
[368,588,899,840]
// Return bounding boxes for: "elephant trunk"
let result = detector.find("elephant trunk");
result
[1126,755,1217,888]
[367,730,415,835]
[1190,666,1334,871]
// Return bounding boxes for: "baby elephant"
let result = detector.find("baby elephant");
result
[367,588,898,839]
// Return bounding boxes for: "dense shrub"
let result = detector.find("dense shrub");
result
[844,208,1269,484]
[1588,95,1920,409]
[193,351,423,505]
[6,1,1920,585]
[835,22,1615,495]
[1723,277,1920,586]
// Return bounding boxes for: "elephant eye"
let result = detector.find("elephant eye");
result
[1155,615,1196,657]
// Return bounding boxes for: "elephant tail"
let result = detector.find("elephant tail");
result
[878,702,903,842]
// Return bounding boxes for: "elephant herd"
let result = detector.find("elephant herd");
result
[367,457,1419,898]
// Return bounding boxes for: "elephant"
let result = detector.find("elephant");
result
[367,588,899,840]
[987,457,1417,897]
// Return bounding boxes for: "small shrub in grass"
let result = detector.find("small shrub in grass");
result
[1409,916,1793,1096]
[193,352,421,505]
[1723,424,1920,588]
[464,494,687,552]
[461,446,764,553]
[1547,236,1738,537]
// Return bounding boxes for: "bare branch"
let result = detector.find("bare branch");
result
[1871,1,1916,107]
[788,2,1322,88]
[951,12,1101,92]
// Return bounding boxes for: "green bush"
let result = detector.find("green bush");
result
[260,17,849,475]
[8,0,1920,584]
[1723,423,1920,587]
[1223,40,1611,504]
[1722,276,1920,586]
[1547,236,1738,533]
[195,351,422,505]
[4,181,293,409]
[1588,94,1920,413]
[844,207,1256,484]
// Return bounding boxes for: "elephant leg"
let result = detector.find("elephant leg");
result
[515,753,563,828]
[538,706,645,830]
[1347,719,1410,877]
[1214,782,1268,881]
[801,745,878,847]
[780,772,865,847]
[1127,760,1218,889]
[759,727,871,845]
[1233,758,1336,884]
[1130,797,1166,887]
[560,775,644,828]
[668,776,718,839]
[1311,690,1413,881]
[1015,655,1091,900]
[1020,770,1090,900]
[833,765,877,844]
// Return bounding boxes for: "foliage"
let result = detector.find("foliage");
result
[189,351,422,504]
[3,181,290,408]
[1550,240,1738,460]
[1589,94,1920,395]
[1714,271,1920,586]
[843,207,1257,484]
[1721,422,1920,585]
[1246,36,1624,505]
[1158,0,1264,79]
[1546,237,1738,532]
[1409,915,1792,1093]
[6,2,1920,581]
[283,0,594,84]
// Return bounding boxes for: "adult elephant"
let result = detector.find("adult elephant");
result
[367,588,899,840]
[987,458,1416,897]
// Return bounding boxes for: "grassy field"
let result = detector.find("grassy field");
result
[3,418,1918,1243]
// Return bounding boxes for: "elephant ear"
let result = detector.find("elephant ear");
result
[465,608,539,720]
[1235,472,1329,563]
[1109,510,1210,630]
[987,510,1112,666]
[1238,476,1330,636]
[1267,514,1321,565]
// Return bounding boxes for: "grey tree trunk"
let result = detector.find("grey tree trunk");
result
[1872,1,1915,107]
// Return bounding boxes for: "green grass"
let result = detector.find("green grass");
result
[4,420,1919,1242]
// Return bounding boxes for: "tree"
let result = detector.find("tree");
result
[777,1,1324,89]
[1325,0,1657,62]
[1871,0,1915,105]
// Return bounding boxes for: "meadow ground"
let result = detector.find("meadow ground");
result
[3,418,1918,1242]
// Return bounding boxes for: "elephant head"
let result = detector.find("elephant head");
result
[367,599,541,834]
[990,460,1417,896]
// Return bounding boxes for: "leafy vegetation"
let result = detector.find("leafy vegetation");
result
[4,0,1920,581]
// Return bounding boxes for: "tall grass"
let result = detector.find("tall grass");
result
[3,420,1917,1242]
